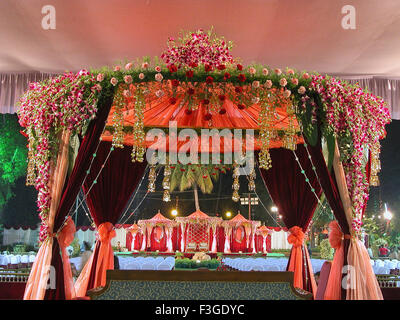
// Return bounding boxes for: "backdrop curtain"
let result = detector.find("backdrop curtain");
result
[44,93,114,300]
[74,141,147,296]
[259,145,322,296]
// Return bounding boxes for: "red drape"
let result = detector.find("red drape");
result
[259,145,322,295]
[230,227,248,252]
[83,141,147,291]
[45,94,114,300]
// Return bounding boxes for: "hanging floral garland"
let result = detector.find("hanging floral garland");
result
[18,70,101,241]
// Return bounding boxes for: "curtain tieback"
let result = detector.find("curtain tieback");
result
[98,222,116,243]
[343,234,352,240]
[287,226,305,247]
[328,221,351,249]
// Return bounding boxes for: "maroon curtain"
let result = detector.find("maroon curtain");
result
[45,93,114,300]
[259,145,322,294]
[83,141,147,291]
[306,140,352,299]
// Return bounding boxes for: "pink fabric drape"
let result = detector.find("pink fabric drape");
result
[24,129,71,300]
[324,221,348,300]
[57,216,76,300]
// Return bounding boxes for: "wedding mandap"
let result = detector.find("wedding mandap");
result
[17,29,391,300]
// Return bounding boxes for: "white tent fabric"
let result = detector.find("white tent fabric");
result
[110,227,127,248]
[75,229,96,248]
[1,1,400,115]
[270,230,292,250]
[2,227,38,247]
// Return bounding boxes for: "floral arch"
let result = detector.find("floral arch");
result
[18,29,390,300]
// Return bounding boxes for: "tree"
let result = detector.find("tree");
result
[169,164,229,211]
[0,114,27,211]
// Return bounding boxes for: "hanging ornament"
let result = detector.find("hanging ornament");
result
[112,84,126,149]
[258,101,274,170]
[248,168,256,191]
[147,164,156,192]
[131,87,146,162]
[26,146,36,186]
[370,141,381,186]
[163,189,171,202]
[232,162,240,201]
[283,116,297,151]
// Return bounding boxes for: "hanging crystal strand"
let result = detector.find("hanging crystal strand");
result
[112,84,125,149]
[132,87,146,162]
[258,101,273,170]
[248,168,256,192]
[162,164,171,202]
[370,141,381,186]
[232,162,240,202]
[147,164,156,193]
[26,144,36,186]
[283,101,297,151]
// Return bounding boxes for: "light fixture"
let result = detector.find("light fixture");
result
[226,211,232,218]
[384,203,393,221]
[271,206,278,213]
[171,209,178,217]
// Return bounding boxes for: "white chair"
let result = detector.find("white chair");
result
[154,257,165,265]
[141,262,156,270]
[157,262,172,270]
[127,261,142,270]
[250,264,264,271]
[21,255,29,268]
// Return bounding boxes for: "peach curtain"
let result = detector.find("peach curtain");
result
[74,222,116,296]
[333,141,383,300]
[324,221,346,300]
[23,130,71,300]
[57,216,77,300]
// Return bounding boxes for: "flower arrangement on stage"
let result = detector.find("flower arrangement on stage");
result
[18,29,391,240]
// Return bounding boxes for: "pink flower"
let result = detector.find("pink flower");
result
[265,80,273,88]
[96,73,104,82]
[302,73,310,79]
[138,73,145,80]
[252,81,260,89]
[123,90,131,97]
[125,62,133,70]
[274,68,282,75]
[287,69,295,75]
[155,73,163,82]
[298,86,306,94]
[124,75,133,84]
[279,78,287,87]
[249,67,256,75]
[155,90,164,98]
[155,66,161,72]
[262,68,269,76]
[291,78,299,85]
[283,89,291,98]
[142,62,149,69]
[110,77,118,86]
[114,65,121,72]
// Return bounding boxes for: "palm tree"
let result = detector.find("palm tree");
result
[169,164,230,211]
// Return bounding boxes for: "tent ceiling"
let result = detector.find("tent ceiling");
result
[1,0,400,77]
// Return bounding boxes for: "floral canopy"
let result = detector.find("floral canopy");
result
[18,28,390,301]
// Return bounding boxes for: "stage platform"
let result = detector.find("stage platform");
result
[114,251,286,258]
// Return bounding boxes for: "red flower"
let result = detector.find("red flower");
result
[202,99,210,105]
[168,64,178,73]
[235,86,243,93]
[186,70,194,78]
[187,88,195,95]
[204,113,212,121]
[169,97,177,104]
[223,72,231,80]
[237,64,243,71]
[238,74,246,82]
[219,108,227,115]
[218,95,226,101]
[185,109,192,115]
[171,79,180,87]
[190,62,198,68]
[217,64,226,70]
[204,64,213,72]
[238,104,245,110]
[206,76,214,84]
